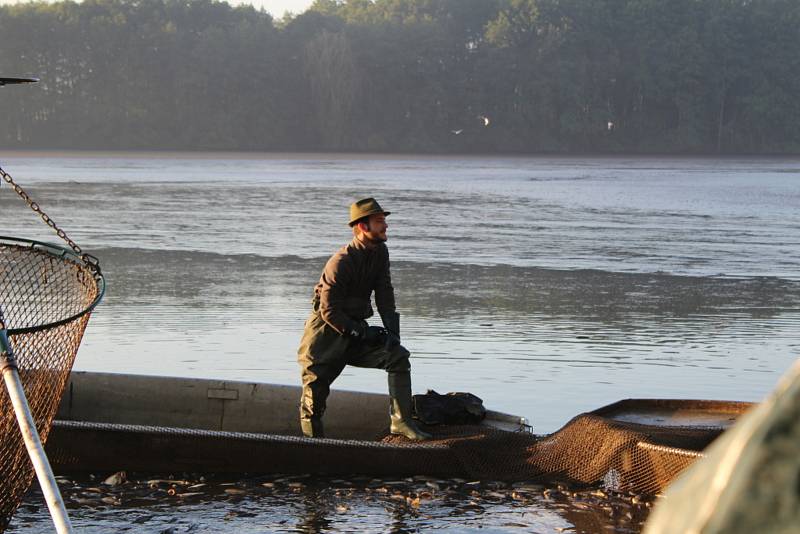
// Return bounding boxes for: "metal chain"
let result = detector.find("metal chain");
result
[0,165,100,274]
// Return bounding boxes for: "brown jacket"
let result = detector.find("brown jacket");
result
[314,238,396,335]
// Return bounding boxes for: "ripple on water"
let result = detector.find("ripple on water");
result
[9,474,652,533]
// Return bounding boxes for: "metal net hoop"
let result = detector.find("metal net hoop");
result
[0,236,105,531]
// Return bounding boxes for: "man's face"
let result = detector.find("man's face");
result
[362,214,388,242]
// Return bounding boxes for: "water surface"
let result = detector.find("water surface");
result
[1,152,798,532]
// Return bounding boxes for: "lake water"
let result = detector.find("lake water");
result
[1,152,799,532]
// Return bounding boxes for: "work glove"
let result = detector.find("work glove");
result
[346,320,388,346]
[363,325,389,345]
[380,311,401,349]
[346,320,369,339]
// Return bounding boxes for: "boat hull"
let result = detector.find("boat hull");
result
[46,421,462,476]
[46,371,529,476]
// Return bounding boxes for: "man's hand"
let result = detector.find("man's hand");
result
[347,320,368,339]
[346,320,389,345]
[380,311,401,349]
[364,325,389,345]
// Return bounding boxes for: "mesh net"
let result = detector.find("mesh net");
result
[380,413,722,495]
[0,239,103,532]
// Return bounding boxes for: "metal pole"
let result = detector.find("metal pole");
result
[0,329,74,534]
[1,75,73,531]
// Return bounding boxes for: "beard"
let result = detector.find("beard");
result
[361,229,387,244]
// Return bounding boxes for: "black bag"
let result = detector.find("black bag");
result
[412,389,486,425]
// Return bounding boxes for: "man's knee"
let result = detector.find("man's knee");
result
[386,344,411,372]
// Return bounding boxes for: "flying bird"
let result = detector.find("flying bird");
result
[0,77,38,86]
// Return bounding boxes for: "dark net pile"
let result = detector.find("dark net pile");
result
[0,241,101,532]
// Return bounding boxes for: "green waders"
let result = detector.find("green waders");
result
[297,309,431,440]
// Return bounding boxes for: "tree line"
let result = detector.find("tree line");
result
[0,0,798,154]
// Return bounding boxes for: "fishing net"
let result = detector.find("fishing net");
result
[0,238,104,527]
[382,399,746,495]
[47,398,748,498]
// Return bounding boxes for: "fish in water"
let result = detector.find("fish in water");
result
[102,471,126,486]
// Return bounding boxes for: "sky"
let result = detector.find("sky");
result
[0,0,316,18]
[243,0,314,17]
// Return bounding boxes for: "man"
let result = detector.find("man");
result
[297,197,431,441]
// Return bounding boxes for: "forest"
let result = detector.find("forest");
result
[0,0,798,154]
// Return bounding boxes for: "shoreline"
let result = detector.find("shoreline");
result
[2,149,800,162]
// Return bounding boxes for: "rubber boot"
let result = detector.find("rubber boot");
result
[388,371,432,441]
[300,417,324,438]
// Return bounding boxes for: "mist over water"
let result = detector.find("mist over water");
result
[2,152,799,532]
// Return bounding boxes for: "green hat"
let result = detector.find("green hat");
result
[349,197,390,226]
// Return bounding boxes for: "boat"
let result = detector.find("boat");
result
[45,371,530,477]
[45,371,753,494]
